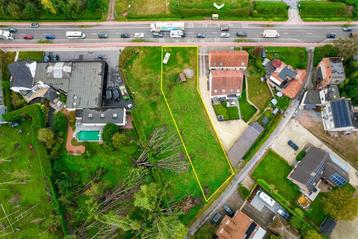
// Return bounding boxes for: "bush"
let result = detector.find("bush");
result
[296,150,306,161]
[37,128,55,149]
[52,112,68,133]
[102,123,119,145]
[253,1,288,18]
[112,132,128,149]
[238,184,251,199]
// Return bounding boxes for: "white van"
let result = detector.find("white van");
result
[134,33,144,38]
[262,30,279,38]
[66,31,86,39]
[258,191,276,207]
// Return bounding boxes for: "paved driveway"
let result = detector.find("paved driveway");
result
[332,217,358,239]
[198,48,247,151]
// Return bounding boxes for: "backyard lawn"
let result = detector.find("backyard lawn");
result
[266,47,308,69]
[305,193,327,226]
[0,123,59,238]
[239,80,257,122]
[116,0,288,20]
[162,47,233,199]
[247,66,271,111]
[252,150,300,203]
[213,103,240,121]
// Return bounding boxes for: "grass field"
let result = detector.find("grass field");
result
[116,0,288,20]
[266,47,308,69]
[247,66,271,111]
[162,47,233,199]
[0,122,58,238]
[252,150,300,203]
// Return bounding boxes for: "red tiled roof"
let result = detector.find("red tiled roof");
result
[216,210,253,239]
[209,51,249,68]
[272,59,282,68]
[211,70,244,96]
[282,69,307,99]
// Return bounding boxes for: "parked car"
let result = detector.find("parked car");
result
[120,33,130,38]
[196,33,206,38]
[236,31,247,37]
[8,27,17,33]
[134,32,144,38]
[23,34,33,40]
[31,23,39,28]
[220,26,229,31]
[342,27,352,32]
[223,204,234,217]
[45,33,56,40]
[326,33,336,39]
[98,33,109,39]
[152,32,163,38]
[277,209,290,220]
[220,32,230,38]
[217,115,224,121]
[211,212,223,225]
[287,140,299,151]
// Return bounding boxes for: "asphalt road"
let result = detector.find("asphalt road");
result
[1,22,357,45]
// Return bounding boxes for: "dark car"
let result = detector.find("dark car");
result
[236,31,247,37]
[217,115,225,121]
[31,23,40,28]
[8,27,17,33]
[112,87,120,101]
[211,212,223,225]
[287,140,299,151]
[342,27,352,32]
[196,33,206,38]
[220,26,229,31]
[277,209,290,220]
[326,33,336,39]
[45,33,56,40]
[223,204,234,217]
[98,33,109,39]
[105,89,113,101]
[23,34,33,40]
[152,32,164,38]
[120,33,130,38]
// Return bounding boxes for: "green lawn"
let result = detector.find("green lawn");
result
[0,122,59,238]
[123,47,206,224]
[247,65,271,111]
[162,47,232,199]
[0,51,16,81]
[252,150,300,203]
[266,47,308,69]
[239,80,257,122]
[305,193,327,226]
[116,0,288,20]
[313,45,339,66]
[213,103,239,121]
[18,51,44,62]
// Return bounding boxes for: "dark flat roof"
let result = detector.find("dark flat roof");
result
[330,99,353,128]
[81,108,126,125]
[8,61,34,89]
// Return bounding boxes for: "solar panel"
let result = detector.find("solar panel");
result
[331,100,352,128]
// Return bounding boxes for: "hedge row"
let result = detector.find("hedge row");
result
[253,1,288,18]
[299,1,353,19]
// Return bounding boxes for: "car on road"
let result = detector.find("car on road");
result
[120,33,130,38]
[152,32,163,38]
[196,33,206,38]
[97,33,109,39]
[23,34,33,40]
[277,209,290,220]
[287,140,299,151]
[236,31,247,37]
[8,27,17,33]
[31,23,39,28]
[342,27,352,32]
[220,32,230,38]
[220,26,229,31]
[134,33,144,38]
[326,33,336,39]
[45,33,56,40]
[223,204,234,217]
[211,212,223,224]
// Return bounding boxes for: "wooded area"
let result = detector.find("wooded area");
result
[0,0,108,20]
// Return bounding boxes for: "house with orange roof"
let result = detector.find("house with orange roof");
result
[209,50,249,71]
[210,70,244,100]
[216,210,266,239]
[316,57,345,90]
[266,59,306,99]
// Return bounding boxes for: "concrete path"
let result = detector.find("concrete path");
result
[107,0,116,21]
[284,0,303,24]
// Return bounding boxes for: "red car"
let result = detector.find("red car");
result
[23,34,33,40]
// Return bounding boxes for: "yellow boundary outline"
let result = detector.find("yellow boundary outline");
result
[160,46,234,202]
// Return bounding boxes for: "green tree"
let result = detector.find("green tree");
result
[41,0,56,14]
[304,230,323,239]
[37,128,54,148]
[11,92,26,109]
[134,183,162,212]
[23,2,39,19]
[334,35,358,60]
[323,186,358,220]
[53,112,68,133]
[99,213,140,232]
[111,133,127,149]
[102,123,119,144]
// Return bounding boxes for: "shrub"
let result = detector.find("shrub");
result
[238,184,251,199]
[102,123,119,145]
[37,128,55,148]
[112,133,128,149]
[296,150,306,161]
[52,112,68,133]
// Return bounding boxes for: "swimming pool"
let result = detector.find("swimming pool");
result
[76,130,101,141]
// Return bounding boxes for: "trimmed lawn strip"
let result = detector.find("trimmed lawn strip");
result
[266,47,308,69]
[162,47,232,198]
[18,51,44,62]
[122,47,204,223]
[213,103,239,121]
[239,80,257,122]
[299,1,356,21]
[252,150,301,203]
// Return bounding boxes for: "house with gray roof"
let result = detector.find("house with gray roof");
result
[8,61,36,93]
[288,147,349,198]
[76,108,126,127]
[300,85,340,110]
[321,98,358,133]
